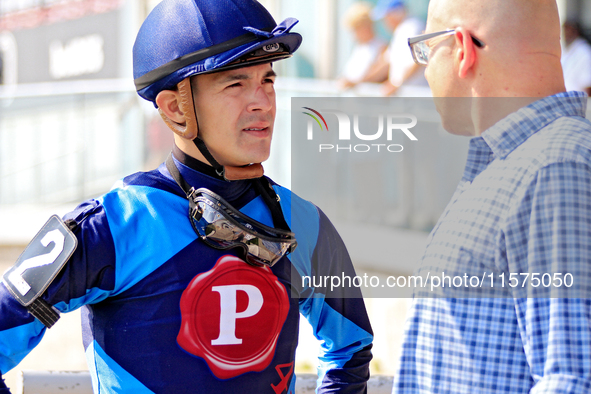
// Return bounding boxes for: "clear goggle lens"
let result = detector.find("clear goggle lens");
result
[189,188,297,267]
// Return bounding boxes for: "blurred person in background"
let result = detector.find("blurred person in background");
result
[0,0,373,393]
[363,0,426,96]
[338,2,387,90]
[561,19,591,95]
[396,0,591,392]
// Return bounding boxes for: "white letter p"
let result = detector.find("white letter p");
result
[211,285,263,345]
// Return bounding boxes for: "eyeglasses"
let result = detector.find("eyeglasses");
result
[408,29,484,66]
[189,188,297,267]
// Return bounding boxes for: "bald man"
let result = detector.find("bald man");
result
[395,0,591,392]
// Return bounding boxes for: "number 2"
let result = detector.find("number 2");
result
[9,229,65,296]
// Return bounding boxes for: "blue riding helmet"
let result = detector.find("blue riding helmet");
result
[133,0,302,104]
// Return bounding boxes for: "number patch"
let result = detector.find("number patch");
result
[2,215,77,306]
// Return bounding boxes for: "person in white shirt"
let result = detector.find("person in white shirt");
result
[364,0,427,96]
[561,20,591,95]
[338,2,387,89]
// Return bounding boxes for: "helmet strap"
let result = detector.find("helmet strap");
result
[192,136,224,176]
[158,78,199,140]
[192,136,264,180]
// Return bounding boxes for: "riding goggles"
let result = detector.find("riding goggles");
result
[188,188,297,267]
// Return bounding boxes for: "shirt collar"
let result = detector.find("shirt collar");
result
[462,137,494,182]
[480,91,588,160]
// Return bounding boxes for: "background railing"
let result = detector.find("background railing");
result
[0,79,142,205]
[0,78,468,230]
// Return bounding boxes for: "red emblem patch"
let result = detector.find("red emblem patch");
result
[178,255,290,379]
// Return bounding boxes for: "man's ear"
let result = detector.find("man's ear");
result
[155,90,185,124]
[154,78,198,140]
[454,27,477,79]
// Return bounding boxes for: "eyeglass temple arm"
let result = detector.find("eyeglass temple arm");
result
[408,30,484,47]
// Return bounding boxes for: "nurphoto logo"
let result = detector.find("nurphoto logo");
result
[301,107,418,153]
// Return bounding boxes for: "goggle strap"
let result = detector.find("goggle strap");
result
[166,153,295,253]
[253,177,292,233]
[166,153,193,197]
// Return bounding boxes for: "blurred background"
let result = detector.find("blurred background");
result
[0,0,590,389]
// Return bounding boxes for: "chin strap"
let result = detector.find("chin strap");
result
[159,77,264,181]
[192,136,264,180]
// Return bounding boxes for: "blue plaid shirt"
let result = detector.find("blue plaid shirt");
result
[394,92,591,393]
